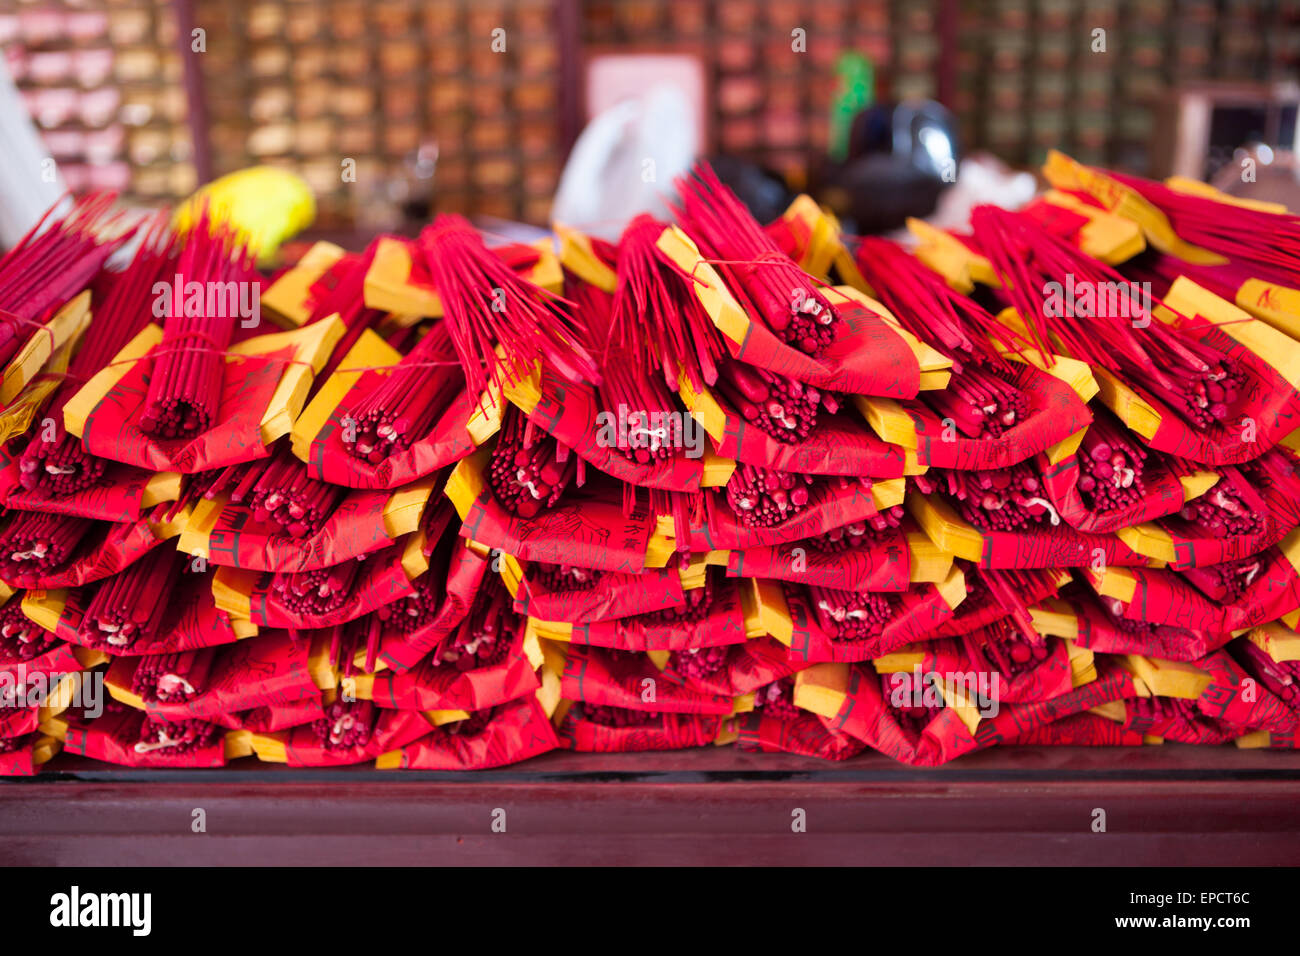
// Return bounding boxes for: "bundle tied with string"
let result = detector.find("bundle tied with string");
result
[139,213,256,440]
[675,162,841,357]
[18,214,176,499]
[972,205,1248,440]
[852,236,1094,471]
[415,212,600,400]
[0,192,134,364]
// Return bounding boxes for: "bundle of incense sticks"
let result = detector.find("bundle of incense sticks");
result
[79,549,187,650]
[855,236,1028,438]
[417,212,600,396]
[139,214,255,440]
[194,448,343,537]
[0,192,133,358]
[18,213,176,497]
[487,404,578,518]
[612,213,727,393]
[572,277,681,464]
[0,511,91,579]
[14,160,1300,774]
[676,162,840,356]
[973,205,1244,431]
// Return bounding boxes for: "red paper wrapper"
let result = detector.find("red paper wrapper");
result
[304,383,478,489]
[713,290,923,399]
[557,703,726,752]
[223,696,325,732]
[894,361,1091,470]
[508,363,709,492]
[459,471,656,573]
[735,709,866,760]
[932,568,1064,638]
[1176,546,1300,631]
[549,576,751,651]
[664,636,802,698]
[1100,561,1300,639]
[1125,322,1300,466]
[371,625,539,712]
[725,525,911,591]
[382,695,559,769]
[0,453,170,523]
[376,540,488,672]
[781,581,959,663]
[114,631,321,721]
[77,343,296,474]
[43,568,245,655]
[820,658,1136,765]
[559,644,734,715]
[1061,587,1227,660]
[1195,647,1298,734]
[671,476,884,552]
[243,542,418,628]
[1120,696,1241,744]
[188,483,436,573]
[930,630,1075,705]
[1002,711,1145,747]
[707,399,907,477]
[276,703,431,766]
[514,561,689,623]
[0,733,47,776]
[0,514,167,590]
[1041,436,1207,536]
[1145,467,1272,569]
[61,704,231,768]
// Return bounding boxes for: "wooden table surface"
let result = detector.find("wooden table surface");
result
[4,746,1299,865]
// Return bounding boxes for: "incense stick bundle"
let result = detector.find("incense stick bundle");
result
[1075,410,1149,514]
[667,645,728,681]
[612,213,727,393]
[416,213,599,396]
[918,464,1060,531]
[724,463,816,528]
[130,648,216,704]
[342,321,464,463]
[0,511,92,579]
[0,601,56,662]
[79,548,185,650]
[856,236,1029,438]
[714,356,832,443]
[675,162,839,356]
[139,217,254,440]
[487,404,578,518]
[269,557,365,617]
[1109,170,1300,286]
[133,716,219,756]
[18,212,175,497]
[0,192,133,359]
[312,698,376,750]
[972,205,1244,432]
[1172,468,1264,539]
[437,578,512,669]
[807,585,892,642]
[961,618,1049,681]
[752,677,800,721]
[573,278,682,464]
[199,448,343,537]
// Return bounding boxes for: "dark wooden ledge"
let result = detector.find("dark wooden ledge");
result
[4,746,1299,865]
